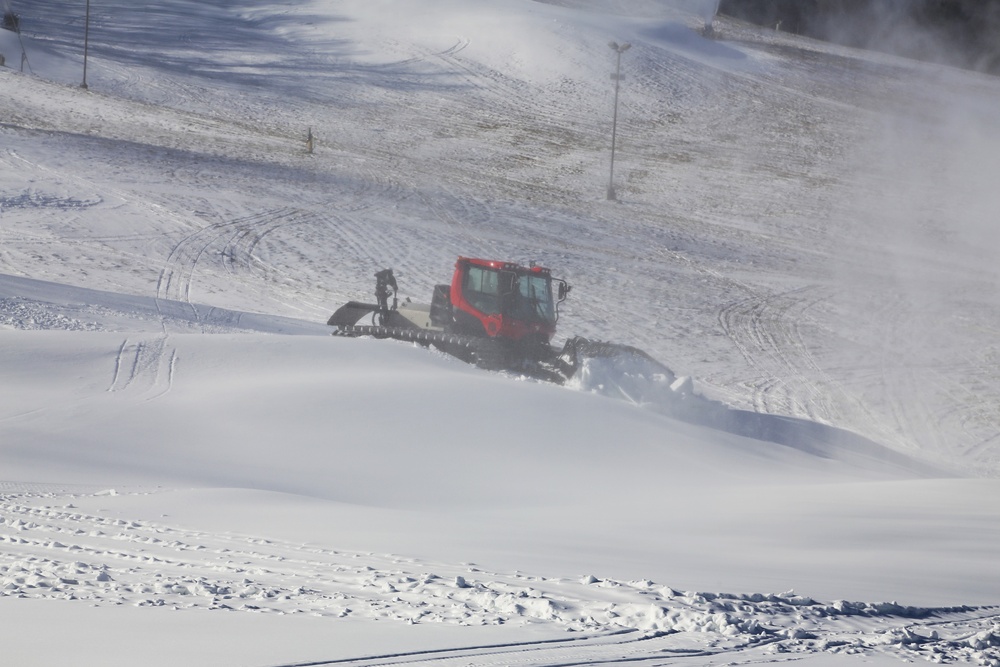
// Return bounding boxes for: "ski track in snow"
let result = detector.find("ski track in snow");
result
[106,335,176,400]
[719,285,832,420]
[156,207,305,306]
[1,487,998,667]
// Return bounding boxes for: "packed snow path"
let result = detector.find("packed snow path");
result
[2,486,999,667]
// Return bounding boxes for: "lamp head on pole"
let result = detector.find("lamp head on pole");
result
[609,41,631,53]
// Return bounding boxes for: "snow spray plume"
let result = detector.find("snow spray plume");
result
[719,1,1000,74]
[663,0,720,29]
[588,0,719,26]
[803,1,999,74]
[828,46,1000,473]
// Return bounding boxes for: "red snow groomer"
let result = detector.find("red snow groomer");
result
[328,256,657,383]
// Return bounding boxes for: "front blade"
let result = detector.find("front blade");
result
[327,301,379,327]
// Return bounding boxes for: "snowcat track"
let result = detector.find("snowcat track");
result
[332,328,665,386]
[333,324,504,370]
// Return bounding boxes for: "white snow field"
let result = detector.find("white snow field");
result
[2,1,999,665]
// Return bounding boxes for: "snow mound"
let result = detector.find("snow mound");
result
[0,274,327,335]
[566,341,939,476]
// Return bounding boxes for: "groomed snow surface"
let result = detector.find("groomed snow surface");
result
[2,1,999,665]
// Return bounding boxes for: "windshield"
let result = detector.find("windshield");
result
[509,272,555,324]
[461,265,556,325]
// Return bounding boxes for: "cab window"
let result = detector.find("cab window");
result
[463,266,501,314]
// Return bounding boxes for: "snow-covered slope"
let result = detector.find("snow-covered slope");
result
[2,1,999,665]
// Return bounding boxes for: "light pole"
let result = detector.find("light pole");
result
[607,41,630,201]
[81,0,90,89]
